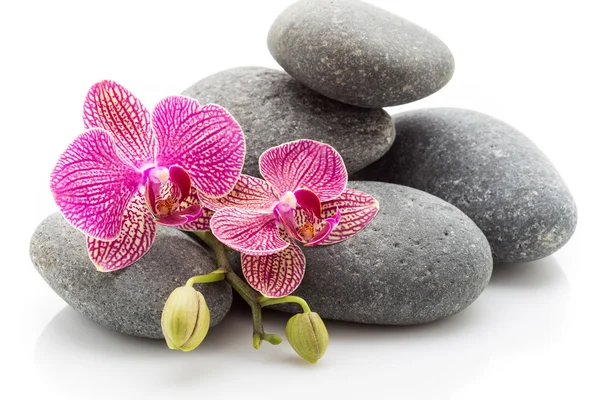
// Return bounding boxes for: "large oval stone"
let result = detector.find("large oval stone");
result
[182,67,395,177]
[353,108,577,263]
[267,0,454,108]
[30,213,232,339]
[232,181,493,325]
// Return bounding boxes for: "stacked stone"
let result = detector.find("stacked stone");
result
[30,0,576,337]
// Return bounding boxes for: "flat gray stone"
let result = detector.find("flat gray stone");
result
[182,67,395,177]
[352,108,577,263]
[267,0,454,108]
[231,182,493,325]
[30,213,232,339]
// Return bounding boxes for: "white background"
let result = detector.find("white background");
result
[1,0,598,399]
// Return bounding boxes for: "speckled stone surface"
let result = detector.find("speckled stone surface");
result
[352,108,577,263]
[30,213,232,339]
[267,0,454,108]
[231,182,493,325]
[182,67,395,177]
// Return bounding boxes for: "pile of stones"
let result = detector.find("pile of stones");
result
[30,0,576,338]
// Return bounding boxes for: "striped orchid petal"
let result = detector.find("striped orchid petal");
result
[201,174,277,211]
[153,97,245,198]
[83,80,154,169]
[259,139,347,201]
[50,128,143,240]
[319,189,380,245]
[210,207,289,256]
[178,208,214,231]
[87,192,156,271]
[241,241,305,298]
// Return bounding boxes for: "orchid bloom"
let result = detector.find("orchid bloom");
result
[50,80,245,271]
[208,139,379,298]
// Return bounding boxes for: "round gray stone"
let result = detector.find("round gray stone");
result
[30,213,232,339]
[352,108,577,263]
[267,0,454,108]
[181,66,395,177]
[231,181,493,325]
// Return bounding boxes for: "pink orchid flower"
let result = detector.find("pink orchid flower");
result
[208,139,379,298]
[50,80,245,271]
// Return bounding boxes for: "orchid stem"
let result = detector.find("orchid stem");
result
[185,268,226,287]
[259,296,312,314]
[193,230,282,349]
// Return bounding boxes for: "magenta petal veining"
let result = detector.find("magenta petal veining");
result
[201,174,278,211]
[51,128,143,240]
[210,207,290,256]
[241,241,306,298]
[259,139,347,201]
[319,189,380,245]
[87,192,156,271]
[52,81,246,271]
[83,80,154,169]
[153,97,245,198]
[210,139,379,298]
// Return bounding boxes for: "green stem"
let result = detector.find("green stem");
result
[259,295,311,313]
[185,268,226,287]
[193,230,282,349]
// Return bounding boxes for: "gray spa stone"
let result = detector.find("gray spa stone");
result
[267,0,454,108]
[352,108,577,263]
[30,213,232,339]
[232,181,493,325]
[182,67,395,177]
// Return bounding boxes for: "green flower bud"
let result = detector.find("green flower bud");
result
[161,286,210,352]
[286,312,329,363]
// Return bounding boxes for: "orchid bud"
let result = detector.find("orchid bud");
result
[286,312,329,363]
[161,286,210,352]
